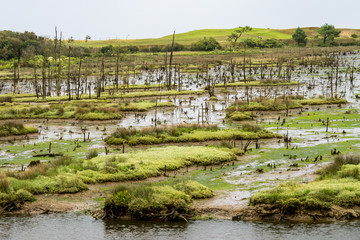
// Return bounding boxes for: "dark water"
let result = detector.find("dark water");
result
[1,213,360,240]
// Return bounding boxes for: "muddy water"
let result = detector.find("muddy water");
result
[1,213,360,240]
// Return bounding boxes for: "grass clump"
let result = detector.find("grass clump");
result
[78,146,237,183]
[226,98,302,113]
[226,97,347,114]
[318,154,360,179]
[0,174,37,211]
[227,111,254,121]
[0,122,38,137]
[86,149,99,159]
[118,101,174,111]
[105,123,276,146]
[216,80,299,87]
[250,154,360,214]
[104,179,213,220]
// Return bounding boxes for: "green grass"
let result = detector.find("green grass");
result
[104,179,213,220]
[0,139,97,165]
[0,100,174,120]
[105,124,277,146]
[70,27,360,48]
[77,146,237,183]
[226,98,347,114]
[11,90,205,103]
[118,101,174,111]
[250,154,360,213]
[0,145,237,201]
[227,111,254,121]
[263,109,360,130]
[216,80,299,87]
[0,122,38,137]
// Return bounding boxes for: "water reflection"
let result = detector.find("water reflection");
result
[1,213,360,240]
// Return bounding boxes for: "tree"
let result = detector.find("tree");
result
[85,35,91,42]
[292,27,307,46]
[318,24,341,44]
[227,26,252,48]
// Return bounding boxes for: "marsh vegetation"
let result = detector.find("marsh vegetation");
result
[0,26,360,222]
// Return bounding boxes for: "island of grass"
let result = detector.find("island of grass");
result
[105,83,168,91]
[104,179,213,221]
[104,123,278,146]
[1,89,205,103]
[0,146,236,214]
[216,80,299,88]
[0,100,174,120]
[0,122,38,137]
[233,154,360,222]
[226,97,347,119]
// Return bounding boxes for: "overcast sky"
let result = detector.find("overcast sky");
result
[1,0,359,40]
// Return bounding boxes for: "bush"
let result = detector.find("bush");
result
[162,43,186,52]
[150,45,162,53]
[99,45,114,56]
[243,38,284,48]
[319,154,360,178]
[190,37,221,51]
[14,189,36,203]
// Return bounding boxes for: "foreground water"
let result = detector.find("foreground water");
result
[1,213,360,240]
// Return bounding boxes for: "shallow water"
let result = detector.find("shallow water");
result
[1,53,360,239]
[1,213,360,240]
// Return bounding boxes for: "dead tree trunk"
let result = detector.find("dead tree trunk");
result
[168,31,175,90]
[115,50,119,92]
[33,55,38,98]
[41,56,47,99]
[56,32,62,96]
[76,57,82,100]
[67,47,71,101]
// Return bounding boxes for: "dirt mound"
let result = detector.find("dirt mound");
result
[232,204,360,222]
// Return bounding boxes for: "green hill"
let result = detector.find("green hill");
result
[72,27,360,48]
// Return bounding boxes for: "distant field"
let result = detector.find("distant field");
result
[71,27,360,48]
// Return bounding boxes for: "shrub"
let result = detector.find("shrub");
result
[99,45,114,56]
[190,37,221,51]
[243,38,284,48]
[162,43,186,52]
[338,165,360,180]
[174,180,213,199]
[150,45,162,53]
[319,154,360,178]
[14,189,36,203]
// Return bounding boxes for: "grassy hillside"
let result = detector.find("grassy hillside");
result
[72,27,360,48]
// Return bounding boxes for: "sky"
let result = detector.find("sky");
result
[0,0,359,40]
